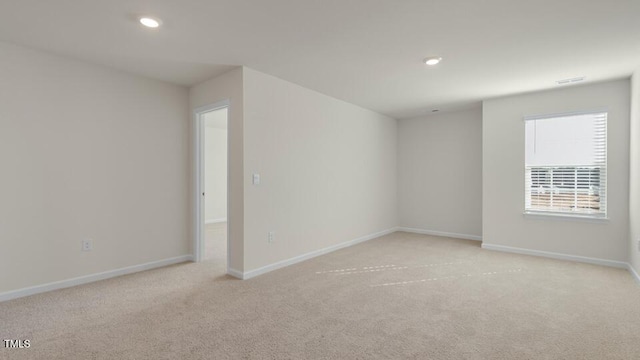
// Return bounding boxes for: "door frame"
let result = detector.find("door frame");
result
[193,100,230,263]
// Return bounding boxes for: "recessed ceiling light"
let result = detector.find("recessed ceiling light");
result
[423,57,442,66]
[139,17,161,28]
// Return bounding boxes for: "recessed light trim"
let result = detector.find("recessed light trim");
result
[424,56,442,66]
[139,17,161,28]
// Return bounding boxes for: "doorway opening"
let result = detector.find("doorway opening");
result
[194,101,229,266]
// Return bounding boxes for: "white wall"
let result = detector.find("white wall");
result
[630,69,640,275]
[0,41,190,294]
[242,67,397,272]
[189,67,244,272]
[483,79,630,262]
[204,110,228,222]
[398,108,483,238]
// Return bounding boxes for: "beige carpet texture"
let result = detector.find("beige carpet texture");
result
[1,231,640,359]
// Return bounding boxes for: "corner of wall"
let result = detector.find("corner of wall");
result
[629,69,640,277]
[188,67,245,273]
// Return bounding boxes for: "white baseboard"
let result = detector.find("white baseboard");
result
[397,227,482,241]
[205,218,227,224]
[0,255,193,302]
[227,267,243,279]
[481,243,627,268]
[628,263,640,285]
[237,227,398,280]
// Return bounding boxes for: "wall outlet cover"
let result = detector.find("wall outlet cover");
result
[82,240,92,252]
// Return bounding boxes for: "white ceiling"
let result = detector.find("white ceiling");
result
[1,0,639,119]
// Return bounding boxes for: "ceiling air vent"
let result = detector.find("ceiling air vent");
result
[556,77,585,85]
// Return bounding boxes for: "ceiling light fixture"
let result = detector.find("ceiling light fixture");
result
[139,17,161,28]
[423,56,442,66]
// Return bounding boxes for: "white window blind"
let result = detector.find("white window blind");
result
[524,111,607,218]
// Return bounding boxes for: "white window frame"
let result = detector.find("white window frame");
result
[523,110,608,220]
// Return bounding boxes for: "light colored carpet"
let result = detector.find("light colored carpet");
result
[1,232,639,359]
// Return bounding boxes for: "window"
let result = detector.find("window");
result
[524,111,607,218]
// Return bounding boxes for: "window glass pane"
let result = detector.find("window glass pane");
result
[524,112,606,217]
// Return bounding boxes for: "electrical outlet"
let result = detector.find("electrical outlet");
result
[82,240,92,252]
[268,231,274,244]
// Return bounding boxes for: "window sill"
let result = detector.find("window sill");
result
[523,211,609,223]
